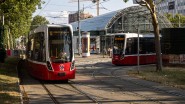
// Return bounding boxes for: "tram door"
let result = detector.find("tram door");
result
[82,32,90,57]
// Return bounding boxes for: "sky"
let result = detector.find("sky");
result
[32,0,137,24]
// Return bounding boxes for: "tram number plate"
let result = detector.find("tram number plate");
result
[58,72,66,77]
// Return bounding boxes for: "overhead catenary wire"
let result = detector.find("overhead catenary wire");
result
[83,0,111,11]
[99,2,111,11]
[36,0,111,17]
[37,0,52,15]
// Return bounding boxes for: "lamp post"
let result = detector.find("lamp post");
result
[137,15,140,74]
[137,27,140,74]
[92,0,100,16]
[78,0,82,56]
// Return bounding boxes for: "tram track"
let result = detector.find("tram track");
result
[18,59,100,104]
[68,81,100,103]
[91,64,185,104]
[92,69,164,104]
[40,81,60,104]
[40,80,101,104]
[75,65,163,104]
[17,58,185,104]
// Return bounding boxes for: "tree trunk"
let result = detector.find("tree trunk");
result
[151,12,163,72]
[137,0,163,71]
[7,28,10,50]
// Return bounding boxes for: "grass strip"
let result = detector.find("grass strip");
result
[127,66,185,89]
[0,57,21,104]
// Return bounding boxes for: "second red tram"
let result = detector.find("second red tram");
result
[26,24,76,81]
[112,33,156,65]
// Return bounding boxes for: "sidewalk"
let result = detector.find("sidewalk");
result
[74,54,112,65]
[75,54,111,58]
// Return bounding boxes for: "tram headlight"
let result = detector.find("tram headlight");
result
[70,60,75,71]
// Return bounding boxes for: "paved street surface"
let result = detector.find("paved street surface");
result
[74,54,112,65]
[19,54,185,104]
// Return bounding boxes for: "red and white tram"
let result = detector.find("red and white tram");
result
[26,24,76,81]
[112,33,156,65]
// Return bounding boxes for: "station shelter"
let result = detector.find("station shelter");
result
[70,6,172,54]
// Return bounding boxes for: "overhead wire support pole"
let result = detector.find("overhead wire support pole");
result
[78,0,82,56]
[70,0,93,56]
[137,16,140,74]
[97,0,99,16]
[137,27,140,74]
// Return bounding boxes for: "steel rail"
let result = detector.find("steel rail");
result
[40,82,60,104]
[69,81,101,104]
[92,68,164,104]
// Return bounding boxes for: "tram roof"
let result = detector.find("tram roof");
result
[113,33,163,38]
[114,33,155,38]
[29,24,73,34]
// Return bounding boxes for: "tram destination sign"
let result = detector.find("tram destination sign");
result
[115,37,124,41]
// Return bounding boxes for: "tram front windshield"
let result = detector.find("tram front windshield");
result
[113,35,125,55]
[49,27,72,63]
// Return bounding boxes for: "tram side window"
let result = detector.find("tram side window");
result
[27,40,31,59]
[30,38,34,60]
[33,32,45,62]
[126,38,155,55]
[139,38,146,54]
[38,32,46,62]
[140,38,155,54]
[125,38,137,55]
[35,37,39,60]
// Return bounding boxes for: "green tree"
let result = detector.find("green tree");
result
[165,13,185,28]
[30,15,49,30]
[122,0,163,71]
[0,0,43,49]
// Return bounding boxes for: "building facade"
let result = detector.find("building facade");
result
[71,6,173,54]
[156,0,185,15]
[68,12,93,23]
